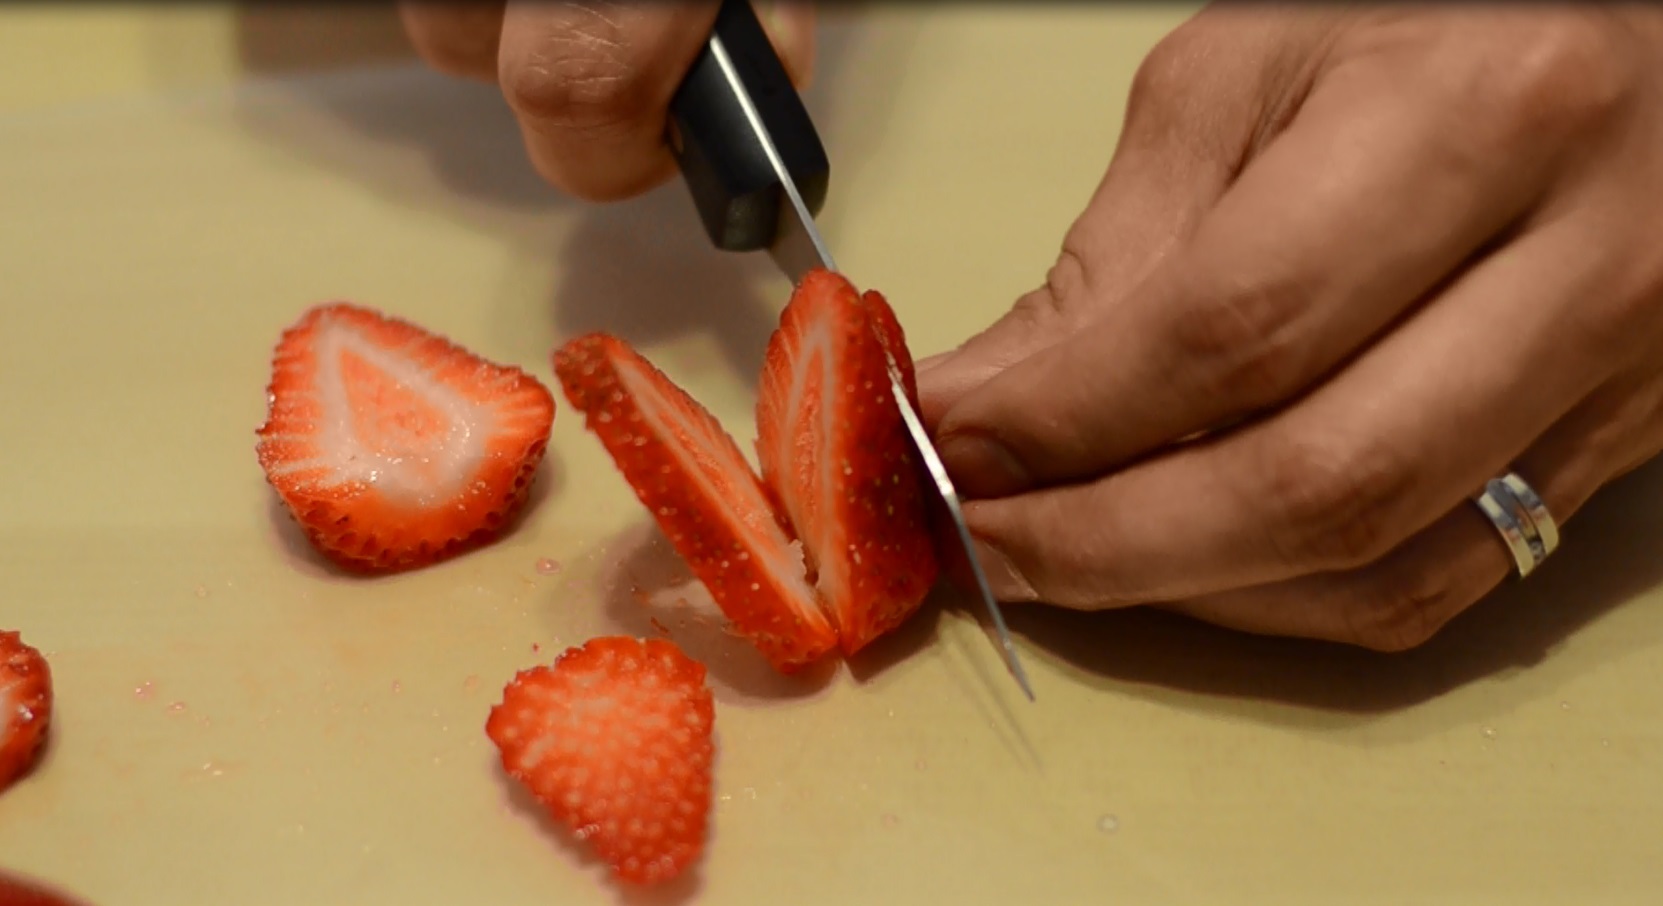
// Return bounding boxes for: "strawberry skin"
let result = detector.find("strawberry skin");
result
[486,637,716,886]
[255,303,555,573]
[0,631,52,793]
[0,872,89,906]
[553,333,837,671]
[755,269,939,656]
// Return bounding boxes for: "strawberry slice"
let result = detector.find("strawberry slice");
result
[256,302,555,573]
[553,333,837,670]
[486,637,716,887]
[1,631,52,793]
[755,270,939,655]
[0,872,90,906]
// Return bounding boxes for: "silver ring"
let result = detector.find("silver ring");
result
[1498,473,1560,556]
[1472,470,1559,579]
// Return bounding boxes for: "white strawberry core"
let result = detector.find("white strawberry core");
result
[266,320,489,506]
[776,324,848,596]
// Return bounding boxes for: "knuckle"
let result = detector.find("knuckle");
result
[1461,16,1635,148]
[1255,429,1410,571]
[1124,23,1215,135]
[1347,566,1469,652]
[1128,31,1195,113]
[1167,267,1311,405]
[1028,247,1091,322]
[501,33,650,132]
[991,247,1091,344]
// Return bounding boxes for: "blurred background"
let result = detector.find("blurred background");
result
[0,4,417,112]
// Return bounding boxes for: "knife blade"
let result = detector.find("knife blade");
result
[667,0,1035,701]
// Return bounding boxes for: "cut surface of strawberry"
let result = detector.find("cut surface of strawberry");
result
[256,302,555,572]
[553,333,837,670]
[486,637,716,887]
[0,631,52,793]
[755,270,939,655]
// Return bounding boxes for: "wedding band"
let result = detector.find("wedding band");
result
[1498,472,1560,557]
[1472,470,1559,579]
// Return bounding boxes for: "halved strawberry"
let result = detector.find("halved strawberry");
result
[553,334,837,671]
[255,302,555,573]
[486,637,716,887]
[755,270,939,656]
[1,631,52,793]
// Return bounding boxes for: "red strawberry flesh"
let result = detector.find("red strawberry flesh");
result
[255,302,555,572]
[0,631,52,793]
[0,872,90,906]
[755,270,939,655]
[486,637,716,886]
[553,334,837,670]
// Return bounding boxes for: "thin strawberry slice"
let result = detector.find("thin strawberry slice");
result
[486,637,716,887]
[0,631,52,793]
[755,269,939,656]
[860,287,921,408]
[553,334,836,671]
[255,302,555,573]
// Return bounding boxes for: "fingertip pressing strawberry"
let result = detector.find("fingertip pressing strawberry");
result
[255,302,556,573]
[552,333,838,671]
[486,636,716,887]
[0,631,52,794]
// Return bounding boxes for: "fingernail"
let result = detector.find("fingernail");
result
[936,430,1033,499]
[970,537,1038,602]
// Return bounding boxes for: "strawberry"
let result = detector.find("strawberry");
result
[486,637,716,887]
[553,333,837,670]
[0,631,52,793]
[755,270,939,655]
[255,302,555,573]
[0,872,89,906]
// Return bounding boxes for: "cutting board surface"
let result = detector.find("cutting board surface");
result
[2,7,1661,905]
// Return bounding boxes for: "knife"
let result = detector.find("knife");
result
[666,0,1035,702]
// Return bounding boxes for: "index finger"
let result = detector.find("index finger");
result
[935,46,1565,497]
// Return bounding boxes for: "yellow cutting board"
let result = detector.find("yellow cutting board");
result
[3,5,1661,904]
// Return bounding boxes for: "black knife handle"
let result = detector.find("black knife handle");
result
[668,0,829,252]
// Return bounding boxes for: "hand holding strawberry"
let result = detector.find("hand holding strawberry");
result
[919,6,1663,649]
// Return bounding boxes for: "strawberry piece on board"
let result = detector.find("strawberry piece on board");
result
[486,637,716,887]
[0,631,52,793]
[755,269,939,656]
[553,333,837,670]
[255,302,555,573]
